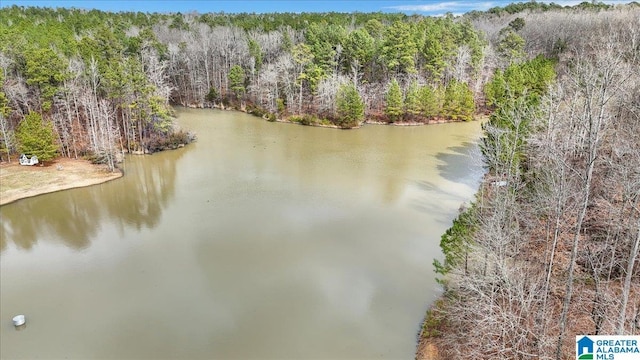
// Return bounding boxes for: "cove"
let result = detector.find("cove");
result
[0,108,483,359]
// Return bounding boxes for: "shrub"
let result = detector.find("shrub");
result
[145,130,196,153]
[421,298,447,338]
[205,87,219,102]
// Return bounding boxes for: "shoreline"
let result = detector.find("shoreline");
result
[415,304,443,360]
[0,158,123,206]
[179,102,486,128]
[416,337,439,360]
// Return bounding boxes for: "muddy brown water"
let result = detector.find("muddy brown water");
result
[0,108,484,359]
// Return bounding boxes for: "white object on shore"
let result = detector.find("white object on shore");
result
[19,154,38,166]
[13,315,26,326]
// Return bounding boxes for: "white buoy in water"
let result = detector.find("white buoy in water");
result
[13,315,25,326]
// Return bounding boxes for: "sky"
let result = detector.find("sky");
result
[0,0,633,16]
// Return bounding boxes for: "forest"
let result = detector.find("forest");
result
[0,2,639,358]
[421,3,640,360]
[0,4,500,168]
[2,3,621,165]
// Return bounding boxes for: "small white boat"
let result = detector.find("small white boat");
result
[13,315,25,326]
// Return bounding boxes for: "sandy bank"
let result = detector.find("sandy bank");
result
[0,158,122,206]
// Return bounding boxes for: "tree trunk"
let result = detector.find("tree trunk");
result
[618,222,640,333]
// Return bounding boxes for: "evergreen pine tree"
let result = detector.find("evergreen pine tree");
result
[16,112,59,162]
[229,65,246,100]
[336,84,364,128]
[385,78,404,122]
[405,81,421,116]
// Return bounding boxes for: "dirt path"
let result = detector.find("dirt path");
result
[0,158,123,206]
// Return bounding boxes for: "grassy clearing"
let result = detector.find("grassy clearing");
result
[0,158,122,205]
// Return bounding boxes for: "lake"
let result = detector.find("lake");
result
[0,108,483,359]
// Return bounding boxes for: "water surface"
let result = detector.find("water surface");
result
[0,108,483,359]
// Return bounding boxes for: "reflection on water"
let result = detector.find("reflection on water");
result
[0,148,185,252]
[436,142,485,187]
[0,190,101,251]
[0,108,483,360]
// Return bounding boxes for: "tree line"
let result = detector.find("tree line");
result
[0,5,491,168]
[7,3,604,164]
[155,10,487,127]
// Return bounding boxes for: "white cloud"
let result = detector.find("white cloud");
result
[544,0,630,6]
[432,12,465,17]
[387,0,631,14]
[387,2,495,13]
